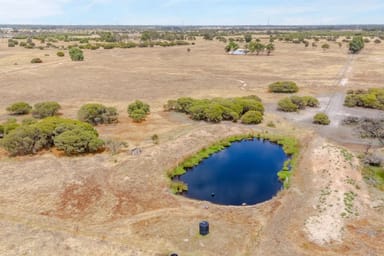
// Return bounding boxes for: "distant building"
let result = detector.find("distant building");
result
[229,49,248,55]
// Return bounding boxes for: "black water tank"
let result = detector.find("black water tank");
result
[199,221,209,236]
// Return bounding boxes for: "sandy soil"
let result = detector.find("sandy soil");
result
[0,36,383,255]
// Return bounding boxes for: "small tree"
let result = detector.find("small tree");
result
[244,33,252,43]
[32,101,61,119]
[313,112,330,125]
[6,102,32,115]
[56,51,65,57]
[54,128,104,155]
[265,43,275,55]
[349,36,364,54]
[69,47,84,61]
[225,41,239,52]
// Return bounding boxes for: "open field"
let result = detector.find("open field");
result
[0,36,384,255]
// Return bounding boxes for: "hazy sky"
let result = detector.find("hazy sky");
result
[0,0,383,25]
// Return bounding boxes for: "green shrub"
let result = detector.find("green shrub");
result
[54,128,104,155]
[129,109,147,122]
[313,112,330,125]
[78,103,118,125]
[69,47,84,61]
[30,58,42,63]
[241,111,263,124]
[301,96,320,107]
[290,96,306,109]
[268,81,299,93]
[277,98,299,112]
[127,100,150,122]
[56,51,65,57]
[32,101,61,118]
[6,102,32,115]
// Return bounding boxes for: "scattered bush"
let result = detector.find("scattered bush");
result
[30,58,43,63]
[32,101,61,118]
[56,51,65,57]
[127,100,150,122]
[269,81,299,93]
[344,88,384,110]
[69,47,84,61]
[164,96,264,123]
[78,103,118,125]
[241,110,263,124]
[313,112,330,125]
[6,102,32,115]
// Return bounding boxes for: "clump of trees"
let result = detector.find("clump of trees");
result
[248,41,275,55]
[277,96,319,112]
[269,81,299,93]
[349,36,365,54]
[313,112,330,125]
[0,117,104,156]
[344,88,384,110]
[127,100,150,122]
[69,47,84,61]
[6,102,32,115]
[32,101,61,118]
[78,103,118,125]
[164,96,264,123]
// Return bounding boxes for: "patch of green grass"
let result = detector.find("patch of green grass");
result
[363,165,384,190]
[170,181,188,194]
[343,191,357,217]
[340,148,353,162]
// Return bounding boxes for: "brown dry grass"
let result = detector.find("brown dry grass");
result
[0,37,383,255]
